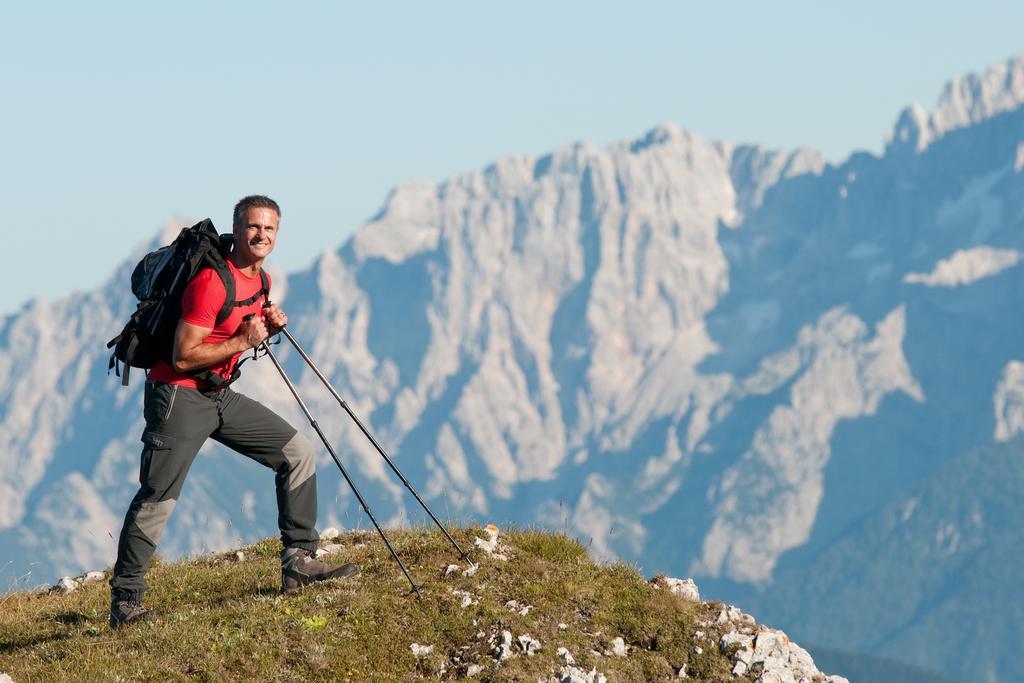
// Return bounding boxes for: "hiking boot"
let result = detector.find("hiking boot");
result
[110,599,154,628]
[281,547,359,594]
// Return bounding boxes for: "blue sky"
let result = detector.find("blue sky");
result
[2,2,1022,315]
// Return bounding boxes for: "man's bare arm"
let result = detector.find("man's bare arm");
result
[171,317,268,373]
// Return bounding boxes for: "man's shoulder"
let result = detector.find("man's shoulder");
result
[185,266,229,298]
[194,266,229,287]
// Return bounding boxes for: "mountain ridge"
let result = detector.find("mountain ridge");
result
[888,53,1024,153]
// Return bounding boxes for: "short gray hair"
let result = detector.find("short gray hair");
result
[233,195,281,229]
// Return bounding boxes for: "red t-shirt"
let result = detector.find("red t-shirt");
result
[148,260,271,389]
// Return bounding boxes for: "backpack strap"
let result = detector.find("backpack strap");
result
[213,266,270,325]
[120,336,139,386]
[229,269,270,309]
[259,269,271,302]
[211,258,237,327]
[191,364,242,393]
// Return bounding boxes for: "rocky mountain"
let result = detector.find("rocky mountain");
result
[2,53,1023,681]
[750,437,1024,683]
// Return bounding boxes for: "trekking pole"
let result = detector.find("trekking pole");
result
[252,325,422,597]
[279,326,471,562]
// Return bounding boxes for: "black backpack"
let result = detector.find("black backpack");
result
[107,218,269,387]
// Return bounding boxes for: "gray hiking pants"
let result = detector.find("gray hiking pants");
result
[110,380,319,602]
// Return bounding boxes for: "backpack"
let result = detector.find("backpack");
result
[106,218,269,387]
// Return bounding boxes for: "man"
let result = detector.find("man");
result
[109,195,357,628]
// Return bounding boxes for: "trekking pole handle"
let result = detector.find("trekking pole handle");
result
[242,311,275,358]
[262,300,287,332]
[243,303,286,334]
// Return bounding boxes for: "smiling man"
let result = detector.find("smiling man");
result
[109,195,358,628]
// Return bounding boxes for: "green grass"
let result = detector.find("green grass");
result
[0,527,742,681]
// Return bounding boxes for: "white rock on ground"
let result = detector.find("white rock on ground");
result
[410,643,434,657]
[234,551,245,562]
[314,543,345,558]
[452,589,477,608]
[474,524,509,560]
[83,570,105,583]
[505,599,532,615]
[517,633,541,656]
[0,673,13,683]
[444,564,460,577]
[718,623,849,683]
[542,666,608,683]
[720,631,754,650]
[717,604,756,630]
[650,576,701,602]
[654,577,848,683]
[493,630,514,661]
[462,562,479,576]
[52,577,77,593]
[475,524,500,553]
[610,636,628,656]
[466,663,484,676]
[319,527,341,540]
[557,646,576,666]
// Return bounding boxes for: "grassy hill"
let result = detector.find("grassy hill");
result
[0,527,757,682]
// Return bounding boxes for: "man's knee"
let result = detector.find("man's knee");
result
[281,432,316,491]
[133,498,178,545]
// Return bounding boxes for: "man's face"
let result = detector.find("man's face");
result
[234,206,279,262]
